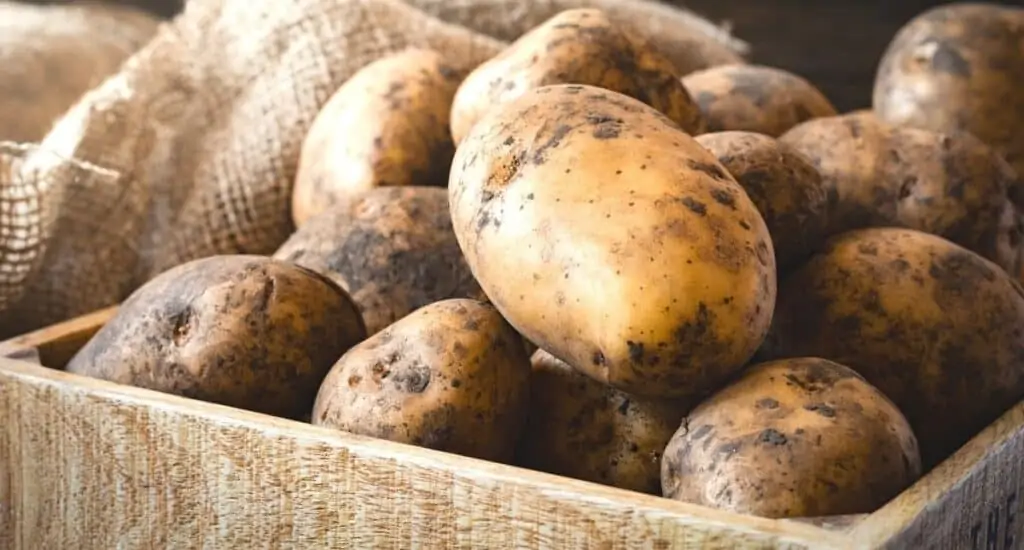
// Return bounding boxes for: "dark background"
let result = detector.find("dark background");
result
[671,0,1021,112]
[26,0,1023,112]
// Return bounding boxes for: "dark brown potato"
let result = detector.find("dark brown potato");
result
[695,131,829,272]
[274,187,484,336]
[291,48,464,226]
[516,349,690,495]
[872,3,1024,177]
[780,111,1024,277]
[65,255,367,419]
[312,299,531,463]
[682,64,837,137]
[759,228,1024,467]
[449,8,706,144]
[661,357,921,518]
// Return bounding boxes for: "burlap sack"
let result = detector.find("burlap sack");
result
[0,2,159,143]
[0,0,746,337]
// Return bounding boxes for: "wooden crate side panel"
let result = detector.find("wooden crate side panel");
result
[853,403,1024,549]
[0,306,117,368]
[0,360,842,550]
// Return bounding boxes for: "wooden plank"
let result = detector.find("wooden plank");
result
[0,358,844,549]
[0,306,117,368]
[851,402,1024,549]
[9,307,1024,549]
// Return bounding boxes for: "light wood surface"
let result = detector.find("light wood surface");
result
[0,305,116,368]
[3,308,1024,548]
[850,401,1024,549]
[0,358,843,549]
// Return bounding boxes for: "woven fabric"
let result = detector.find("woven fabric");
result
[0,2,158,143]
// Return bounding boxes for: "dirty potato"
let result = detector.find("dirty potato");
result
[516,349,690,495]
[780,111,1024,276]
[759,228,1024,467]
[449,84,776,400]
[873,3,1024,177]
[291,48,464,226]
[312,299,531,462]
[661,357,921,518]
[695,131,829,272]
[682,64,837,137]
[275,187,483,336]
[449,8,705,145]
[65,255,367,419]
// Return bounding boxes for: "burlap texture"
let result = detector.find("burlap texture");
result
[0,2,160,143]
[0,0,745,337]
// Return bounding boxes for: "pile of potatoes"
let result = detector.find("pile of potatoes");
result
[62,3,1024,521]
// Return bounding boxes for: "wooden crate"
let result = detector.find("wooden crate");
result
[1,309,1023,549]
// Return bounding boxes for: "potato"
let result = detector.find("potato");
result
[312,299,530,462]
[449,84,776,400]
[516,349,689,494]
[872,4,1024,177]
[65,255,367,419]
[695,131,829,272]
[275,187,484,336]
[291,48,463,226]
[780,111,1024,276]
[759,228,1024,467]
[682,64,837,137]
[449,8,706,145]
[661,357,921,518]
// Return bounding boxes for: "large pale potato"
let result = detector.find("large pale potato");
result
[449,8,705,145]
[65,255,367,419]
[292,48,464,226]
[760,228,1024,466]
[662,357,921,518]
[449,84,776,400]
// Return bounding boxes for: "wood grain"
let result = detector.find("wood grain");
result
[0,305,116,368]
[0,358,843,549]
[850,402,1024,549]
[6,308,1024,548]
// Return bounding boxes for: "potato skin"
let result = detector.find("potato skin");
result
[516,349,690,495]
[695,131,828,272]
[683,64,837,137]
[780,111,1024,276]
[872,4,1024,177]
[449,8,705,145]
[759,228,1024,466]
[449,84,776,400]
[275,187,484,336]
[312,299,531,462]
[661,357,921,518]
[291,48,464,226]
[65,255,367,419]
